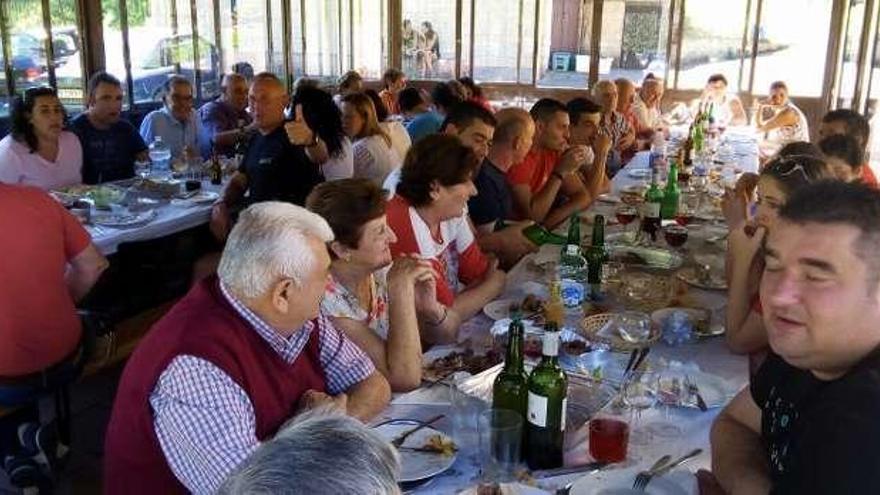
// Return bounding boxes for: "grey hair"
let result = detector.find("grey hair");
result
[218,408,400,495]
[217,201,334,299]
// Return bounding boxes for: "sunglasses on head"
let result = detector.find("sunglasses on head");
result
[764,155,821,182]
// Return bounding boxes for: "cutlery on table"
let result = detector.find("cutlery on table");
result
[633,448,703,491]
[685,375,709,412]
[550,462,614,495]
[389,414,445,448]
[631,454,673,491]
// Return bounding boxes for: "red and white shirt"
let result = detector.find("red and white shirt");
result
[386,195,489,306]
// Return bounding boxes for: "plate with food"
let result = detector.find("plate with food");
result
[676,266,727,291]
[422,348,502,382]
[373,420,458,482]
[458,482,551,494]
[91,209,157,228]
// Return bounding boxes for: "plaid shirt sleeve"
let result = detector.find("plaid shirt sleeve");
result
[316,314,377,395]
[149,355,260,495]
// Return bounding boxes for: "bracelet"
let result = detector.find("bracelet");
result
[432,306,449,326]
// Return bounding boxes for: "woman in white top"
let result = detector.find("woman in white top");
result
[365,89,412,161]
[754,81,810,159]
[307,178,441,392]
[293,85,353,180]
[0,87,82,190]
[341,93,402,186]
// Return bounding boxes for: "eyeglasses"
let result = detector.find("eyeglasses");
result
[764,155,821,182]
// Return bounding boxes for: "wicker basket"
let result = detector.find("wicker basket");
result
[580,313,661,351]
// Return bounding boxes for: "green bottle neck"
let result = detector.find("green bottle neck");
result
[591,216,605,247]
[504,322,525,373]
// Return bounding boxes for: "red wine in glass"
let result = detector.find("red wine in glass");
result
[675,213,693,226]
[664,226,689,247]
[616,211,637,225]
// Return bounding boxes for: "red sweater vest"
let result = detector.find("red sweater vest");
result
[103,276,327,494]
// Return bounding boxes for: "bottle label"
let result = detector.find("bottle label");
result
[642,202,660,218]
[527,391,548,427]
[561,397,568,430]
[542,331,559,356]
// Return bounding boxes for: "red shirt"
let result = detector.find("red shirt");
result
[862,164,878,189]
[0,184,91,376]
[506,148,561,195]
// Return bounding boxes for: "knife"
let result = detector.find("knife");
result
[532,461,608,479]
[630,347,651,375]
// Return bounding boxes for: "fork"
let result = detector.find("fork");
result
[389,414,444,448]
[631,454,672,491]
[633,449,703,491]
[685,375,709,412]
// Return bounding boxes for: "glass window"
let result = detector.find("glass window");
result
[471,0,539,84]
[676,0,750,91]
[752,0,832,98]
[6,2,50,95]
[220,0,269,80]
[196,0,221,100]
[602,0,672,84]
[269,0,285,81]
[0,35,9,117]
[100,0,130,109]
[48,0,84,112]
[126,0,174,103]
[838,0,866,108]
[302,0,343,79]
[536,0,591,88]
[401,0,455,80]
[351,0,387,79]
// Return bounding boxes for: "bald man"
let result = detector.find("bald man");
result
[211,73,329,241]
[199,73,254,156]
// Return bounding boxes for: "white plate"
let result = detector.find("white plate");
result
[627,169,651,180]
[186,190,219,204]
[91,209,157,227]
[458,482,551,494]
[569,468,696,495]
[598,194,622,204]
[373,421,457,483]
[484,299,519,320]
[656,370,731,409]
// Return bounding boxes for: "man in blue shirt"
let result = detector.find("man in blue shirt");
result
[140,75,204,160]
[70,72,148,184]
[405,80,464,143]
[198,73,253,157]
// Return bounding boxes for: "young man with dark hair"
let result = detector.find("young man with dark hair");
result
[704,180,880,494]
[567,97,612,197]
[70,71,148,183]
[398,87,428,125]
[405,81,466,143]
[819,108,878,187]
[819,134,866,183]
[506,98,593,229]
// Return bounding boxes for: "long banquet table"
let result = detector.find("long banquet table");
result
[380,132,759,494]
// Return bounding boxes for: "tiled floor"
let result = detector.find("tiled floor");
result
[1,364,124,495]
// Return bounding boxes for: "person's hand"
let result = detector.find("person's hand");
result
[415,273,445,323]
[592,133,612,159]
[210,202,231,242]
[284,104,316,146]
[498,222,539,264]
[729,223,766,267]
[695,469,727,495]
[556,145,590,176]
[721,188,749,230]
[298,389,348,413]
[387,255,436,292]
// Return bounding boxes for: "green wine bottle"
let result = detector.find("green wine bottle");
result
[525,321,568,470]
[492,315,529,419]
[641,168,664,242]
[585,215,607,286]
[661,160,680,220]
[523,224,568,246]
[564,213,580,251]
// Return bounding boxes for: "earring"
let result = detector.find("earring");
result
[344,253,352,262]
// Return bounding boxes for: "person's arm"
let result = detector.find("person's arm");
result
[285,104,330,164]
[318,315,390,420]
[511,179,562,223]
[581,134,612,198]
[710,387,772,495]
[474,220,537,269]
[211,171,249,241]
[66,244,108,302]
[543,173,592,229]
[303,136,330,165]
[729,98,748,126]
[757,108,798,134]
[150,355,262,494]
[725,225,769,354]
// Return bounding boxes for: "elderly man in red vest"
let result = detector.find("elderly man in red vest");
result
[104,202,391,494]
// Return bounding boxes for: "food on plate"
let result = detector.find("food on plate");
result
[561,339,589,356]
[423,349,501,380]
[521,294,545,314]
[476,482,502,495]
[419,434,457,456]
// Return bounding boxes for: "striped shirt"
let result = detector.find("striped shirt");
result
[148,282,375,494]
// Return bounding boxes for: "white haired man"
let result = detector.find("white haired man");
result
[219,408,400,495]
[104,202,391,495]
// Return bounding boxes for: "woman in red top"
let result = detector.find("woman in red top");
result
[385,134,506,344]
[722,155,834,373]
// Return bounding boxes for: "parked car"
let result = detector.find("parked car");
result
[130,34,221,103]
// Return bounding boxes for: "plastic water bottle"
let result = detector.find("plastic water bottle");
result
[649,134,667,175]
[558,245,587,307]
[148,136,172,175]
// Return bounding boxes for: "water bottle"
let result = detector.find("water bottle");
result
[649,134,667,175]
[148,136,172,175]
[558,245,587,308]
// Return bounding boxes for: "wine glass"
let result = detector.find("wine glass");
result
[615,205,638,242]
[622,371,658,447]
[663,224,689,249]
[134,159,151,180]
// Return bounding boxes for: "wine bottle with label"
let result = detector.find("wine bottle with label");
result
[525,321,568,470]
[492,314,529,419]
[641,168,664,242]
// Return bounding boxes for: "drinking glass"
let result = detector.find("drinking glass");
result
[615,311,652,344]
[134,159,151,180]
[615,205,639,242]
[664,224,689,249]
[479,409,523,483]
[172,157,189,178]
[589,414,630,463]
[650,373,684,438]
[622,372,658,447]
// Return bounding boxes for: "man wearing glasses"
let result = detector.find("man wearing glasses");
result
[139,75,205,161]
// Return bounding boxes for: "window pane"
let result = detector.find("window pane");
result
[752,0,831,97]
[838,0,866,108]
[401,0,455,80]
[0,35,9,117]
[302,0,343,78]
[603,0,671,84]
[460,0,471,77]
[537,0,591,88]
[6,2,50,95]
[48,0,84,112]
[269,0,285,80]
[197,0,221,100]
[174,0,198,98]
[351,0,386,79]
[220,0,268,80]
[128,0,174,103]
[472,0,530,83]
[676,0,749,90]
[101,0,130,110]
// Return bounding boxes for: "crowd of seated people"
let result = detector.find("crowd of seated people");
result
[8,61,880,494]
